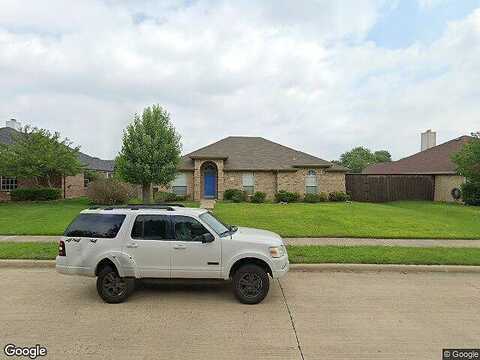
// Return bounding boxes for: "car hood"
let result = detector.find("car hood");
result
[230,226,284,245]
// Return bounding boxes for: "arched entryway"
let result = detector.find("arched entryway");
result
[201,162,218,199]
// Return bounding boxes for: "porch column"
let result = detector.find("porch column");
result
[193,159,202,201]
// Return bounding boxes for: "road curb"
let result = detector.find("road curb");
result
[0,260,480,273]
[290,263,480,273]
[0,259,55,268]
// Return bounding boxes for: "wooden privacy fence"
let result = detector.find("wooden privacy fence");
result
[346,174,435,202]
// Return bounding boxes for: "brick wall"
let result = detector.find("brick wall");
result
[223,168,346,199]
[63,174,85,199]
[434,175,465,202]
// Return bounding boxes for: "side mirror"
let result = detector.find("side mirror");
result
[202,233,215,243]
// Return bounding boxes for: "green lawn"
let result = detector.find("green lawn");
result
[0,242,58,260]
[287,245,480,266]
[1,242,480,266]
[214,201,480,239]
[0,198,199,235]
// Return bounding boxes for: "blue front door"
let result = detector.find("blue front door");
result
[204,170,216,198]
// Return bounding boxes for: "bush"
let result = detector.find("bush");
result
[224,189,246,202]
[304,193,327,203]
[251,191,266,203]
[275,190,300,203]
[328,191,350,202]
[154,191,177,202]
[231,191,247,203]
[87,178,135,205]
[11,187,61,201]
[318,192,328,202]
[461,182,480,206]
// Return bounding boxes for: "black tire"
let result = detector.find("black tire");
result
[96,266,135,304]
[232,264,270,304]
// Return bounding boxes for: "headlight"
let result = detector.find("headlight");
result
[269,246,286,258]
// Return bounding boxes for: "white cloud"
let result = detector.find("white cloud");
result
[0,0,478,161]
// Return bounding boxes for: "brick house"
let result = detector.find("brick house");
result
[163,136,348,201]
[0,120,114,201]
[364,131,472,202]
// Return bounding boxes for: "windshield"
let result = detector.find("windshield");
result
[199,212,231,236]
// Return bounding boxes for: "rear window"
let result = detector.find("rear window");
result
[64,214,126,238]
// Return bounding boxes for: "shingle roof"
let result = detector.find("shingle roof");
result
[0,127,115,172]
[179,136,346,172]
[364,135,473,175]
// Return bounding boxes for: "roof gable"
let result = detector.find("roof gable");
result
[179,136,339,171]
[364,135,473,175]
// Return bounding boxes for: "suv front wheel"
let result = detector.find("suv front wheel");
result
[232,264,270,304]
[96,266,135,304]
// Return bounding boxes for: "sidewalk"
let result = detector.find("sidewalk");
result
[1,235,480,248]
[283,237,480,248]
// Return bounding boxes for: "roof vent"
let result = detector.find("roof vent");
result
[6,119,21,130]
[421,129,436,151]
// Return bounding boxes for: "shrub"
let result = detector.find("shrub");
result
[11,187,61,201]
[328,191,350,202]
[251,191,266,203]
[461,182,480,206]
[303,193,322,203]
[231,191,247,203]
[154,191,177,202]
[275,190,300,203]
[318,192,328,202]
[87,178,134,205]
[224,189,246,202]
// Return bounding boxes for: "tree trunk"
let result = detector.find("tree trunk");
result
[142,183,153,204]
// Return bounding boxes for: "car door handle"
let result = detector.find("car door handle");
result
[126,242,139,248]
[173,244,187,250]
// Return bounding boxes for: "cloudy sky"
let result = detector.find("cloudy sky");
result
[0,0,479,161]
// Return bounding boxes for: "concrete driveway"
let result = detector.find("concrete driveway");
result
[0,269,479,360]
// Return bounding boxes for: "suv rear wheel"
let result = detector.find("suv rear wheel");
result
[96,266,135,304]
[232,264,270,304]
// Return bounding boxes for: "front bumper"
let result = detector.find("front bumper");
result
[271,255,289,278]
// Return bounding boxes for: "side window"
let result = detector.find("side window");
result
[64,214,126,239]
[173,216,210,242]
[131,215,170,240]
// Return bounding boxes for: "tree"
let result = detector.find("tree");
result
[374,150,392,163]
[452,132,480,183]
[0,126,84,187]
[115,105,182,203]
[338,146,392,173]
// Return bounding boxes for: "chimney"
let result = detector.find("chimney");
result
[421,129,436,151]
[6,119,21,131]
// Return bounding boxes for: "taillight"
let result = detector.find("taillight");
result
[58,241,66,256]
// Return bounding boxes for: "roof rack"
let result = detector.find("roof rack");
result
[88,203,185,211]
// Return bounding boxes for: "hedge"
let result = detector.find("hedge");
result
[11,188,62,201]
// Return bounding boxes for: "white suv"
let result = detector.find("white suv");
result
[56,204,289,304]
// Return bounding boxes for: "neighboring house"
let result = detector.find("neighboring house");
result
[364,130,473,202]
[0,120,114,201]
[162,136,348,201]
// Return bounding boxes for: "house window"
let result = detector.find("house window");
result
[305,170,317,194]
[0,177,17,192]
[242,172,254,195]
[171,173,187,196]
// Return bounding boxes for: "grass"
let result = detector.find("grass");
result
[0,242,58,260]
[287,245,480,266]
[1,242,480,266]
[0,198,199,235]
[214,201,480,239]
